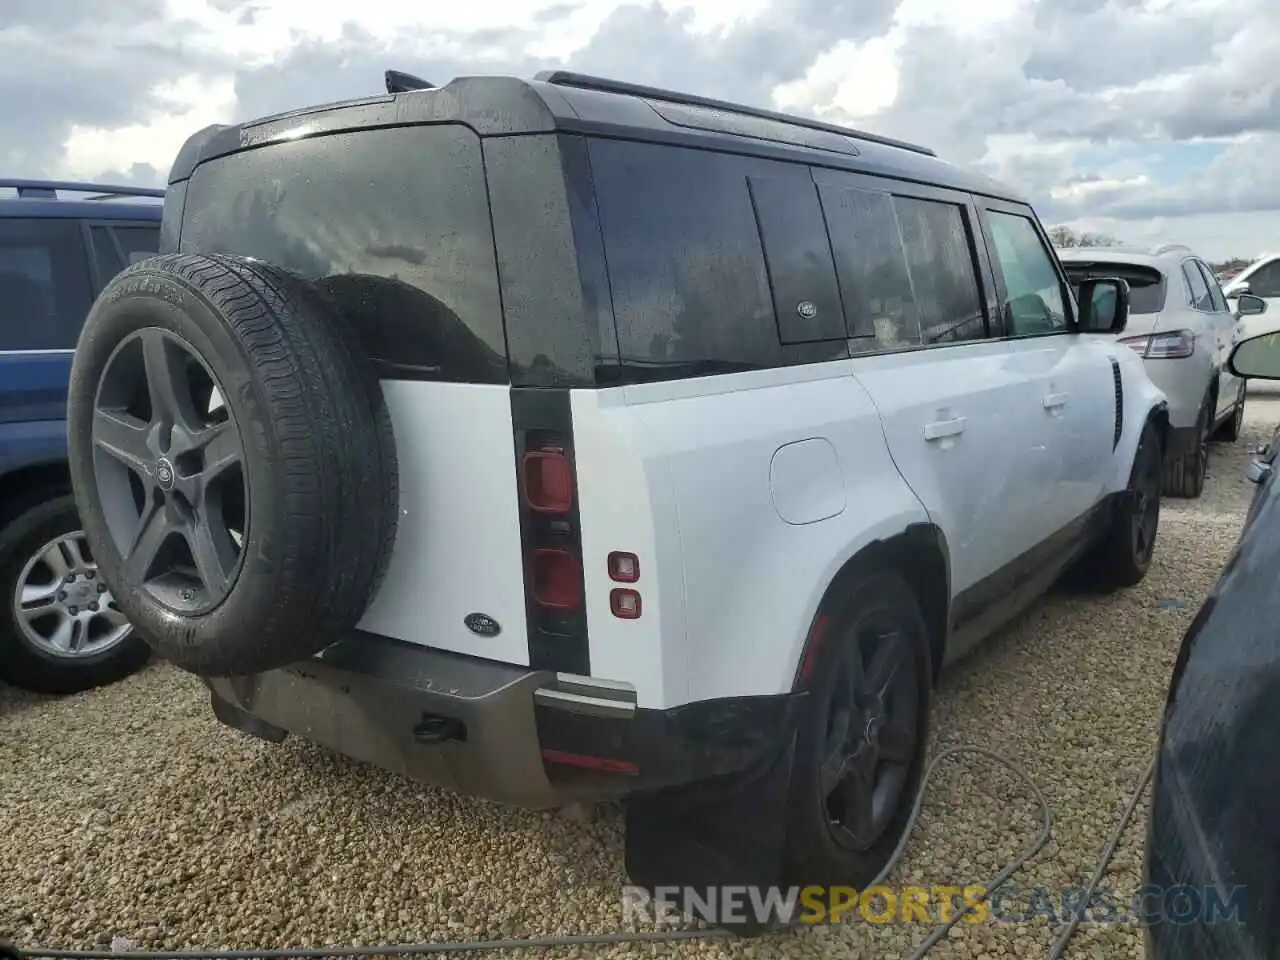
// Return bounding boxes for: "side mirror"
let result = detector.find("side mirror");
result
[1077,277,1130,334]
[1236,293,1268,317]
[1229,330,1280,380]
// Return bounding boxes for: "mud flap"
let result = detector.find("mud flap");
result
[622,730,799,933]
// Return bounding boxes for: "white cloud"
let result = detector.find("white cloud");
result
[12,0,1280,260]
[60,75,237,180]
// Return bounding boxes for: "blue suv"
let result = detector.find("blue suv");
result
[0,179,161,694]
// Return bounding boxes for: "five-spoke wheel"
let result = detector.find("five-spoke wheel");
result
[784,570,932,889]
[92,328,248,613]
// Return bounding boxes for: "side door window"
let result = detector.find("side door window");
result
[1196,260,1229,313]
[817,184,989,354]
[894,195,988,346]
[1182,260,1212,312]
[0,218,94,351]
[982,211,1069,336]
[88,222,160,290]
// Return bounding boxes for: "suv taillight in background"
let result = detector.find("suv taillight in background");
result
[1119,329,1197,359]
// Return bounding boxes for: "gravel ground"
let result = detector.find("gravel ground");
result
[3,398,1275,960]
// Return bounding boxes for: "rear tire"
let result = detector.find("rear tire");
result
[782,571,932,894]
[0,495,151,695]
[66,254,399,677]
[1162,399,1208,499]
[1086,420,1163,592]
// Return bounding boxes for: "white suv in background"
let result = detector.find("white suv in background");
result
[1059,244,1267,498]
[1223,252,1280,339]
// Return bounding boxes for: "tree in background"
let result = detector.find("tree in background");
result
[1047,225,1121,248]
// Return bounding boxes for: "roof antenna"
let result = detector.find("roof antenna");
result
[385,69,434,93]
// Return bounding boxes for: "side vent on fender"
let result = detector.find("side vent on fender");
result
[1110,358,1123,451]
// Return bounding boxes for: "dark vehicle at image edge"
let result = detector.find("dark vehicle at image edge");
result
[60,68,1153,927]
[0,180,159,694]
[1145,328,1280,959]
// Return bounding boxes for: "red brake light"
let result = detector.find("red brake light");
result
[522,449,573,513]
[607,551,640,583]
[532,548,582,610]
[610,588,642,619]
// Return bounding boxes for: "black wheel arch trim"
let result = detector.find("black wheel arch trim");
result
[791,522,950,694]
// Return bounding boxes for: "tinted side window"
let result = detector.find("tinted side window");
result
[0,218,93,351]
[820,187,918,350]
[181,126,507,384]
[984,211,1068,336]
[114,225,160,265]
[89,223,160,287]
[1196,260,1228,312]
[89,225,124,285]
[590,139,844,381]
[1182,261,1211,311]
[820,186,986,352]
[894,197,986,345]
[1244,260,1280,298]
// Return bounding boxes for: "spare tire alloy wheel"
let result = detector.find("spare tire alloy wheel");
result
[16,530,131,658]
[67,254,399,678]
[93,328,247,614]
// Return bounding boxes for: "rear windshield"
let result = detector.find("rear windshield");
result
[1063,262,1166,315]
[178,126,509,385]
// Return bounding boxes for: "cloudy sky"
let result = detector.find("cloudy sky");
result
[3,0,1276,261]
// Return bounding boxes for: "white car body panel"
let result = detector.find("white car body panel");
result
[357,381,532,666]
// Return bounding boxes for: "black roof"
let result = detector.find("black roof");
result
[168,71,1024,203]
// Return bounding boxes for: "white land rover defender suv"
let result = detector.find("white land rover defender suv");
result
[64,70,1168,921]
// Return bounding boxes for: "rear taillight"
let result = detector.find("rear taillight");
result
[514,411,590,675]
[520,439,583,614]
[522,449,574,513]
[1119,330,1197,359]
[533,548,583,610]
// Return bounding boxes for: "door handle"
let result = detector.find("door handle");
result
[923,416,967,441]
[1042,392,1069,410]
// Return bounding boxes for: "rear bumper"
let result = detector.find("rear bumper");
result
[206,632,800,809]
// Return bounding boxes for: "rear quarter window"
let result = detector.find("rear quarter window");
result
[179,125,508,384]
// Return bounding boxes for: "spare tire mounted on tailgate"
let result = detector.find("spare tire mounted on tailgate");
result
[66,254,399,676]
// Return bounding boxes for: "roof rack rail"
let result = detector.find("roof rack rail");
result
[534,70,938,158]
[1150,243,1193,257]
[0,178,165,200]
